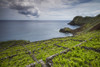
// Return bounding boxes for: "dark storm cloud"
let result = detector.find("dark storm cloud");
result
[0,0,40,17]
[18,9,39,17]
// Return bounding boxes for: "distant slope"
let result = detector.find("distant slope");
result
[68,14,100,26]
[66,14,100,33]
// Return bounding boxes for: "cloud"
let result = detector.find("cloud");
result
[0,0,40,17]
[38,0,100,20]
[0,0,100,20]
[34,0,92,9]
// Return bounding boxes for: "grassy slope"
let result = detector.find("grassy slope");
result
[59,14,100,34]
[69,14,100,33]
[0,31,100,67]
[0,15,100,67]
[53,31,100,67]
[69,14,100,26]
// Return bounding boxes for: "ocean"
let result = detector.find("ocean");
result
[0,20,79,42]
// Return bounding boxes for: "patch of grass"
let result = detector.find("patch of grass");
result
[53,47,100,67]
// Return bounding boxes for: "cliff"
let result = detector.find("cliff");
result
[60,14,100,34]
[68,14,100,26]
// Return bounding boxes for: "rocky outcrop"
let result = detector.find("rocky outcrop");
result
[59,27,73,33]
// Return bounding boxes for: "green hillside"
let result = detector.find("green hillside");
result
[68,14,100,26]
[0,14,100,67]
[60,14,100,34]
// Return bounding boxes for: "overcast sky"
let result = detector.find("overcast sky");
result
[0,0,100,20]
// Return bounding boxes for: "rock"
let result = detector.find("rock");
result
[59,27,72,33]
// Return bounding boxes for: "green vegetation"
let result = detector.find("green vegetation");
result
[0,14,100,67]
[0,31,100,67]
[53,46,100,67]
[68,14,100,33]
[52,31,100,67]
[68,14,100,26]
[60,14,100,34]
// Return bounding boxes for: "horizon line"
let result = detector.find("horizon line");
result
[0,20,71,21]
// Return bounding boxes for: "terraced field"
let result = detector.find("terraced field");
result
[0,31,100,67]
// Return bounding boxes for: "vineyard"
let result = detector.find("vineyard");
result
[0,31,100,67]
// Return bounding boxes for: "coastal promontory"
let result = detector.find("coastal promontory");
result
[60,14,100,33]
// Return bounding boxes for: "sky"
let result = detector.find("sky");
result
[0,0,100,20]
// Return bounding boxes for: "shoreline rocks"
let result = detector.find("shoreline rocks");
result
[59,27,73,33]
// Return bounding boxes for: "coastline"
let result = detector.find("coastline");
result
[0,20,76,42]
[0,14,100,67]
[59,14,100,35]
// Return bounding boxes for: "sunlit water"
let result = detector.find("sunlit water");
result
[0,20,79,42]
